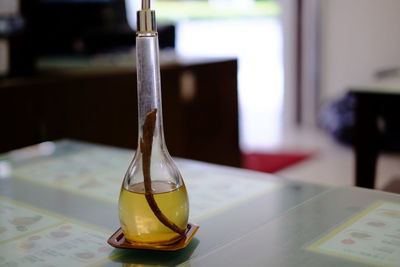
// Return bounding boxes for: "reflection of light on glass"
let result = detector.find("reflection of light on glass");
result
[10,141,56,161]
[135,216,152,234]
[0,161,11,178]
[38,141,56,155]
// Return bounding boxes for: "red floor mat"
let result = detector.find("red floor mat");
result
[242,152,311,173]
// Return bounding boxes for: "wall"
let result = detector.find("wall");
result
[0,0,18,14]
[280,0,298,128]
[320,0,400,102]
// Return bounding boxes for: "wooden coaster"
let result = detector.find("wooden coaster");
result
[107,223,199,251]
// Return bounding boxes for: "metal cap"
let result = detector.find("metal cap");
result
[137,0,157,33]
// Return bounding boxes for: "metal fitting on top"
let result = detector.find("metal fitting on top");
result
[137,0,157,34]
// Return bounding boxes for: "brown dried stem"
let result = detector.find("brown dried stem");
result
[140,109,186,236]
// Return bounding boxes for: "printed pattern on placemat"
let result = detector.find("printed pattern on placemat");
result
[308,201,400,267]
[11,147,280,222]
[0,198,114,267]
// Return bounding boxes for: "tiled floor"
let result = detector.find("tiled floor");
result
[274,126,400,192]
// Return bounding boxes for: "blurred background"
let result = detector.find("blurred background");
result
[1,0,400,190]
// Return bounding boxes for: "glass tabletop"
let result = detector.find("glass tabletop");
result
[191,187,400,267]
[0,140,334,266]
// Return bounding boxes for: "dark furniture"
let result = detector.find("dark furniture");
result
[351,79,400,188]
[0,56,240,167]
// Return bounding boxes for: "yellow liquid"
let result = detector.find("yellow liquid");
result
[119,181,189,244]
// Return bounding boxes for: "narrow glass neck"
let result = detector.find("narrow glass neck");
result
[136,33,165,148]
